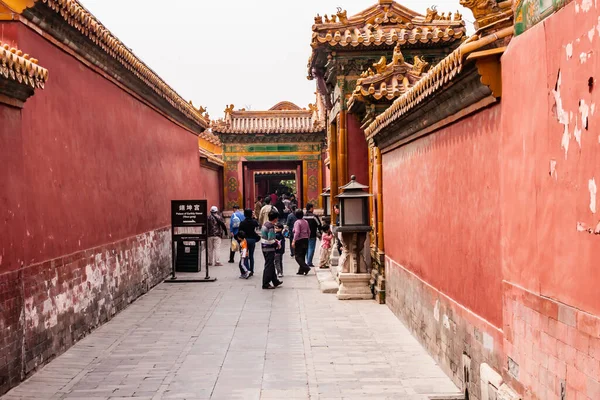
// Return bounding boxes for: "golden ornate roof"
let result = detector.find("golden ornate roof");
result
[364,25,513,139]
[0,40,48,89]
[270,101,302,111]
[347,43,429,108]
[311,2,466,50]
[15,0,209,128]
[212,100,326,135]
[200,130,221,146]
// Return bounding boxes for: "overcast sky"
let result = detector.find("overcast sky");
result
[79,0,473,120]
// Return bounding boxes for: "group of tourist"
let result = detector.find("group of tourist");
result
[206,195,338,290]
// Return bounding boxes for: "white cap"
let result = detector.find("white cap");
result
[210,206,218,213]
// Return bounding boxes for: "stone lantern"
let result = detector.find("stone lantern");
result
[320,187,331,217]
[335,175,373,300]
[320,187,331,225]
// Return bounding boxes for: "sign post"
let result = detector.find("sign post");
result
[168,200,216,283]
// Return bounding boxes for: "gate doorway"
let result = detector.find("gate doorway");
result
[242,161,303,210]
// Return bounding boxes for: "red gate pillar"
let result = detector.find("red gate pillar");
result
[296,164,302,209]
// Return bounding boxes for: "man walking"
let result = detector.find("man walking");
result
[254,196,263,219]
[292,209,311,275]
[259,196,277,227]
[208,206,227,266]
[261,210,283,289]
[228,205,245,264]
[303,203,322,268]
[286,205,298,257]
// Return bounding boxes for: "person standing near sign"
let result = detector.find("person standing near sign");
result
[228,205,245,264]
[260,210,283,289]
[208,206,227,266]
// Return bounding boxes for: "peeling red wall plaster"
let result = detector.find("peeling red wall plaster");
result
[501,0,600,318]
[501,2,600,398]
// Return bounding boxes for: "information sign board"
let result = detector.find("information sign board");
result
[171,200,209,278]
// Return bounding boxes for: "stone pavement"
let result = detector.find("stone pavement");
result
[3,242,460,400]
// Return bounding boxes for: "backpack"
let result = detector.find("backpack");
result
[231,212,241,229]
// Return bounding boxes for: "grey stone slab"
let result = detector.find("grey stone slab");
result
[4,242,459,400]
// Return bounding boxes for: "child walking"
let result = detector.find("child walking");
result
[275,223,286,278]
[237,231,250,279]
[319,224,333,269]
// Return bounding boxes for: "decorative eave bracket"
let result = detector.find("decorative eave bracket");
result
[467,46,506,98]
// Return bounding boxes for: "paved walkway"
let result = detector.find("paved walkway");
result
[3,243,460,400]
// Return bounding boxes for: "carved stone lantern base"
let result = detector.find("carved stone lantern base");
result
[336,230,373,300]
[338,273,372,300]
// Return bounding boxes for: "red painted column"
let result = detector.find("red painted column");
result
[249,170,256,211]
[296,164,302,209]
[225,160,242,211]
[243,165,250,209]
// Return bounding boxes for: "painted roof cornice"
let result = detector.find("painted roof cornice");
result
[212,99,326,135]
[308,1,467,80]
[0,39,48,104]
[365,26,513,147]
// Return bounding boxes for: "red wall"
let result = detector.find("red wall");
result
[501,2,600,317]
[0,104,24,273]
[383,106,503,327]
[0,22,222,395]
[199,165,222,210]
[10,23,213,265]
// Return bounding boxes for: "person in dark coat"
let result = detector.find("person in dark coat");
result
[286,205,298,257]
[260,210,283,289]
[238,209,260,276]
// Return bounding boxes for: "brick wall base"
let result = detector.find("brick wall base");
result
[385,257,504,400]
[503,282,600,400]
[370,249,385,304]
[0,226,171,395]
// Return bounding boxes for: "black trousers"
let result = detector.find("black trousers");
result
[294,239,310,274]
[262,251,281,288]
[229,237,237,262]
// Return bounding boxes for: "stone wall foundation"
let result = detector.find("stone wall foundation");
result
[0,226,171,395]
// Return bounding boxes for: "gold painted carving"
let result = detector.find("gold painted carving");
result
[425,6,461,22]
[459,0,513,29]
[412,56,430,75]
[336,8,348,24]
[373,57,387,74]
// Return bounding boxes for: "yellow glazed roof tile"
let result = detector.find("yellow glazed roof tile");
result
[0,40,48,89]
[212,100,326,135]
[311,2,466,50]
[347,43,430,108]
[364,26,514,138]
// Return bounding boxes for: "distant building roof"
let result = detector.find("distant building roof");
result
[212,100,326,135]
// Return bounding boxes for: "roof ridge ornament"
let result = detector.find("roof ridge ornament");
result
[459,0,513,31]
